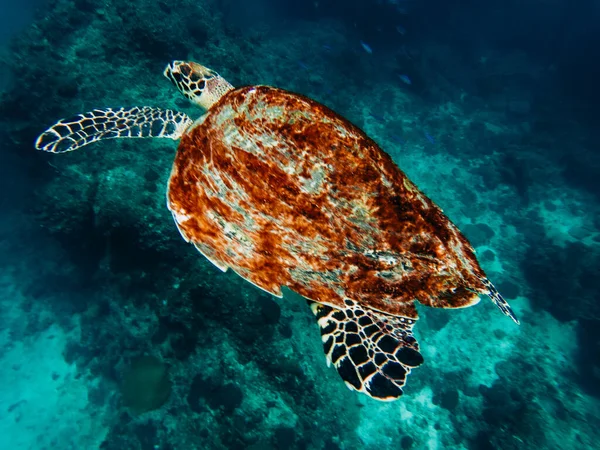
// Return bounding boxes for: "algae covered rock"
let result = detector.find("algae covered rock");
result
[121,355,171,414]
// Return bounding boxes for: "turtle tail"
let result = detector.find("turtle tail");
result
[35,107,193,153]
[309,299,424,401]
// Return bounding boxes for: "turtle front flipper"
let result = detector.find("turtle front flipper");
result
[309,299,424,401]
[35,107,193,153]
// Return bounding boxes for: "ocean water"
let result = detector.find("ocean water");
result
[1,0,599,449]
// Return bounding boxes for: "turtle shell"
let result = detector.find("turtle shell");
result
[167,86,487,318]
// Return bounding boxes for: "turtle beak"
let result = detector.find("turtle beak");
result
[163,60,234,110]
[163,61,185,89]
[164,60,208,105]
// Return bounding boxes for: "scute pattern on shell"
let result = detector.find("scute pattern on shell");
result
[167,86,487,316]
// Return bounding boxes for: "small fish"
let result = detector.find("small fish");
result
[322,44,332,51]
[360,40,373,54]
[398,74,412,85]
[424,132,435,144]
[399,44,413,60]
[396,25,407,35]
[297,61,309,70]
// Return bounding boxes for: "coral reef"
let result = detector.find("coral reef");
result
[1,0,599,449]
[122,356,172,414]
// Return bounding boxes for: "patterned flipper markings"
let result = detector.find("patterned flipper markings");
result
[479,277,520,324]
[35,107,193,153]
[310,299,424,401]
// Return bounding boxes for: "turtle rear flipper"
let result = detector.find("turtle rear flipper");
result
[35,107,193,153]
[310,300,424,401]
[479,277,520,324]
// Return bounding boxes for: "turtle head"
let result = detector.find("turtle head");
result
[164,61,234,110]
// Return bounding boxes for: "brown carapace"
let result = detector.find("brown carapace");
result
[167,85,517,399]
[169,86,489,315]
[35,61,518,401]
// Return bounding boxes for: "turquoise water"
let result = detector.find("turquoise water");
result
[1,0,599,449]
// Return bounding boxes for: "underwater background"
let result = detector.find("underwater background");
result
[1,0,599,448]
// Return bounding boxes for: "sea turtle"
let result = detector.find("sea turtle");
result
[35,61,519,401]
